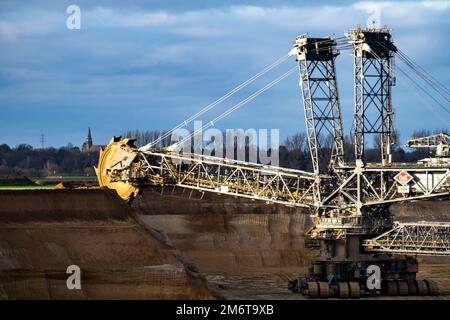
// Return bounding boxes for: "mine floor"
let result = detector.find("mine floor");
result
[203,264,450,300]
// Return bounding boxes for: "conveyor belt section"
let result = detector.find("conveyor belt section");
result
[363,222,450,255]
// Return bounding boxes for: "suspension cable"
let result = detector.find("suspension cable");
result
[392,53,450,114]
[140,53,292,151]
[170,67,297,151]
[397,48,450,96]
[373,43,450,103]
[396,52,449,103]
[397,70,450,127]
[397,65,450,116]
[367,46,450,124]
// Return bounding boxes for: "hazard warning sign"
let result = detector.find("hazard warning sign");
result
[394,170,413,186]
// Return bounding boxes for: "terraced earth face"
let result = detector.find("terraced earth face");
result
[0,187,449,299]
[0,189,211,299]
[133,187,450,300]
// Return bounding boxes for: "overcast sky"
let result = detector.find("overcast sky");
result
[0,0,449,148]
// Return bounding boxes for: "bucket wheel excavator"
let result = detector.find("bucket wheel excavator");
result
[95,27,450,298]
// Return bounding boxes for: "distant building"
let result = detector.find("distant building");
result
[82,128,102,153]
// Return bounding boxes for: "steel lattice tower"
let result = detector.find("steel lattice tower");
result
[294,36,345,176]
[351,27,397,165]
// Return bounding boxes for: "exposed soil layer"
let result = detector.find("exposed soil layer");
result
[133,187,314,273]
[390,200,450,222]
[134,186,450,299]
[1,187,449,299]
[0,189,211,299]
[132,186,306,215]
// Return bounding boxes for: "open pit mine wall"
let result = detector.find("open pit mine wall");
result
[1,187,449,300]
[133,187,450,273]
[390,200,450,222]
[0,189,211,299]
[132,187,315,273]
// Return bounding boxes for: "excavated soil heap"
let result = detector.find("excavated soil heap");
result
[0,189,211,299]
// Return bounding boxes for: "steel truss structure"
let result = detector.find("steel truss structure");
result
[405,133,450,149]
[351,28,396,165]
[106,148,450,216]
[301,28,446,240]
[306,163,450,238]
[364,222,450,255]
[405,133,450,160]
[107,148,450,232]
[110,149,319,208]
[323,164,450,208]
[294,36,345,174]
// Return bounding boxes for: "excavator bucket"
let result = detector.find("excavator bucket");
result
[95,137,140,201]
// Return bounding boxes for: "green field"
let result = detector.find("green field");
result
[0,185,57,190]
[0,175,98,190]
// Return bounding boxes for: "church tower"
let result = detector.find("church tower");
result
[82,127,93,152]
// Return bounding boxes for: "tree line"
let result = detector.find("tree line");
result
[0,128,446,177]
[279,130,442,172]
[0,144,98,177]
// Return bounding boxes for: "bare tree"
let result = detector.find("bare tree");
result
[284,132,307,151]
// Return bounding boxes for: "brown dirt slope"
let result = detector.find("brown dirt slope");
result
[0,189,211,299]
[133,186,450,299]
[133,187,315,273]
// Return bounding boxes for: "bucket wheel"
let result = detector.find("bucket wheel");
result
[95,137,140,201]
